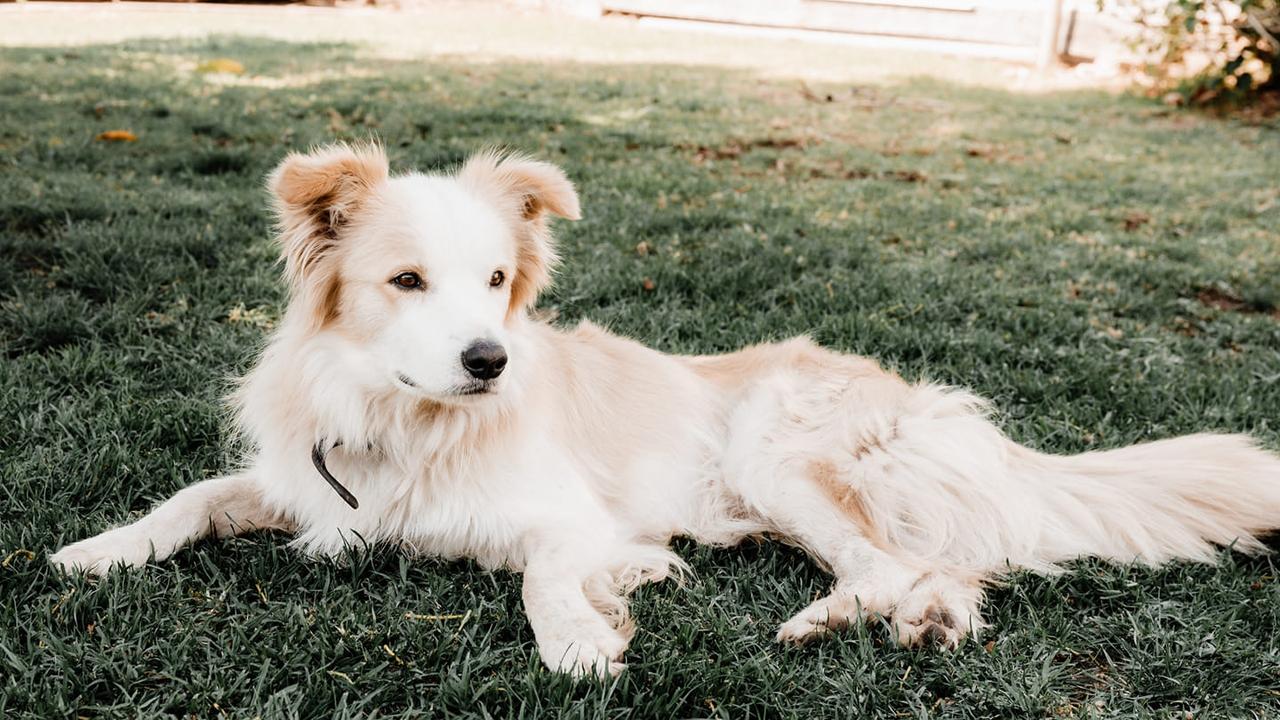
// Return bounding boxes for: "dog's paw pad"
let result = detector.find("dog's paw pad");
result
[918,622,951,647]
[895,605,967,649]
[924,606,954,627]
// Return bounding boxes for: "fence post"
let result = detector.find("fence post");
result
[1038,0,1065,70]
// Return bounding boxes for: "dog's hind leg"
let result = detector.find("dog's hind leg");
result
[727,449,984,647]
[761,478,987,648]
[724,371,997,647]
[755,477,921,645]
[733,454,993,648]
[50,474,291,576]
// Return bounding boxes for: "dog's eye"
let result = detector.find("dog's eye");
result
[391,272,422,290]
[489,270,505,288]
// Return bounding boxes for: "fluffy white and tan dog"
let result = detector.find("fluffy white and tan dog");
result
[52,144,1280,677]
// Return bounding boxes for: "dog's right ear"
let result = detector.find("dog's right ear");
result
[267,143,388,286]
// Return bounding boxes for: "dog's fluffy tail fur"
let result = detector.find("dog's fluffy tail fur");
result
[751,375,1280,574]
[1012,433,1280,567]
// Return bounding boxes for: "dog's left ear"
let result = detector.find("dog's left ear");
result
[459,151,580,315]
[268,142,389,288]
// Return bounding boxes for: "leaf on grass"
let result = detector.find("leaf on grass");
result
[197,58,246,75]
[888,169,928,183]
[382,644,405,666]
[227,304,276,329]
[96,130,137,142]
[327,670,355,685]
[1,549,34,567]
[1122,211,1151,231]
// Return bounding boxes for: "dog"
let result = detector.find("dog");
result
[51,143,1280,677]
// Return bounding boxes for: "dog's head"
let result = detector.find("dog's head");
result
[267,143,579,404]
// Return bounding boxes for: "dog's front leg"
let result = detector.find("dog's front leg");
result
[50,474,291,576]
[521,536,630,678]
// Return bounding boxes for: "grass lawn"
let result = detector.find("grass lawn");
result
[2,7,1280,718]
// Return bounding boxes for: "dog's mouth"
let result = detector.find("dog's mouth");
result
[456,381,494,397]
[393,372,495,398]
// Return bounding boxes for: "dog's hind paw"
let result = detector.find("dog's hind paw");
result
[887,571,987,649]
[893,605,969,649]
[776,591,866,646]
[776,615,834,646]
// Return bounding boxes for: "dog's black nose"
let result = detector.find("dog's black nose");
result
[461,340,507,380]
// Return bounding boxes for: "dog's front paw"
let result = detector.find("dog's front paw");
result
[50,528,152,577]
[539,630,628,679]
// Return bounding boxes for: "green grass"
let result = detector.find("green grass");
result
[2,24,1280,720]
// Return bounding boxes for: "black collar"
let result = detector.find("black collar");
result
[311,440,360,510]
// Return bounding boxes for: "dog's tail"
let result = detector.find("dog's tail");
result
[1011,433,1280,565]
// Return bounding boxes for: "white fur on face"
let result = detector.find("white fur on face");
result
[333,175,518,403]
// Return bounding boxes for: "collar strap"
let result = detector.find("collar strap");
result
[311,440,360,510]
